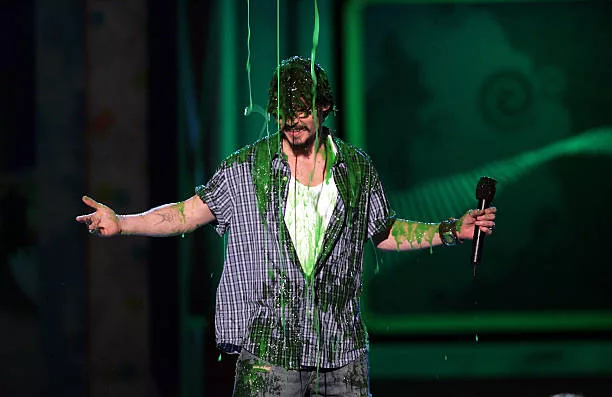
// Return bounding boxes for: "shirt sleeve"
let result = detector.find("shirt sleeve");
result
[366,165,396,241]
[195,162,233,236]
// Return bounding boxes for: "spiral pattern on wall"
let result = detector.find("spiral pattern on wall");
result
[478,69,535,130]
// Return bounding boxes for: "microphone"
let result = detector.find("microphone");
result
[471,176,497,269]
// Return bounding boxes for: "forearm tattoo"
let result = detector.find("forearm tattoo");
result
[152,202,188,234]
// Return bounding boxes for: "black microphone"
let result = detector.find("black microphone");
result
[471,176,497,268]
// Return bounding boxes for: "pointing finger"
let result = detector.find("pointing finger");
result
[76,214,93,223]
[82,195,101,210]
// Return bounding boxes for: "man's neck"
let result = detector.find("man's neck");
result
[283,130,330,186]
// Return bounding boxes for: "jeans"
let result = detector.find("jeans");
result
[232,349,372,397]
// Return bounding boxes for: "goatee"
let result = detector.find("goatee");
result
[282,127,327,156]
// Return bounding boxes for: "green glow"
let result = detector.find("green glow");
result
[342,1,365,148]
[390,127,612,221]
[363,311,612,334]
[310,0,320,85]
[243,1,271,139]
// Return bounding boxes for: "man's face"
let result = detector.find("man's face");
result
[274,96,327,153]
[278,108,320,151]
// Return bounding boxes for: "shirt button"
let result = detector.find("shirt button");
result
[282,176,288,181]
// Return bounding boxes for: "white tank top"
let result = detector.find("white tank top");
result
[284,149,339,278]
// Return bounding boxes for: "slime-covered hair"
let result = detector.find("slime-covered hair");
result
[267,56,335,122]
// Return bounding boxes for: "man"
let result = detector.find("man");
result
[77,56,496,396]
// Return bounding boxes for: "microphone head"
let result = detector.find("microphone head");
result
[476,176,497,201]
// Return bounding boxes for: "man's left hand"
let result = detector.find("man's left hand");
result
[458,207,497,241]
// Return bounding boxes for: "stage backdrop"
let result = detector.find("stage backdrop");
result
[342,0,612,383]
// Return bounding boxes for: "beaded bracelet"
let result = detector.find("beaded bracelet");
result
[439,217,462,246]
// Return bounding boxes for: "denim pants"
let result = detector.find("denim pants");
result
[232,349,372,397]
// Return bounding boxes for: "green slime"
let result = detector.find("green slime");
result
[391,220,437,251]
[235,1,372,393]
[175,201,186,223]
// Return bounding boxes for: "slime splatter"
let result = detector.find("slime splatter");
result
[234,1,379,393]
[391,220,437,251]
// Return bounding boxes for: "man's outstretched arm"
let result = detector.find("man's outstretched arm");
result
[374,207,497,251]
[75,195,216,237]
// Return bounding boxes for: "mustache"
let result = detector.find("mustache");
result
[282,125,308,132]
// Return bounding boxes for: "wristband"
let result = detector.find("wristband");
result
[439,217,462,246]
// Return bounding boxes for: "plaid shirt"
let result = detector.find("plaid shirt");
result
[195,130,395,369]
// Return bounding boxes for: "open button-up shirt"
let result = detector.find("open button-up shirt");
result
[195,130,395,369]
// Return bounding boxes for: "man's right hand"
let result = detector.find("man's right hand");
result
[75,196,122,237]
